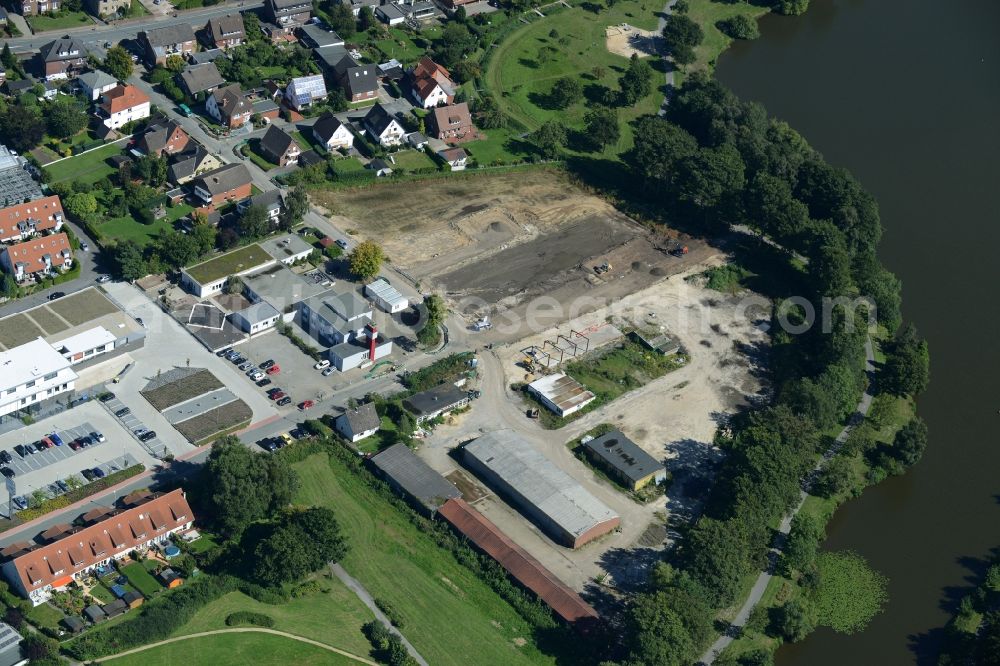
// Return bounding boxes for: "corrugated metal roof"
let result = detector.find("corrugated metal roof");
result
[370,443,461,510]
[438,498,599,624]
[462,431,618,540]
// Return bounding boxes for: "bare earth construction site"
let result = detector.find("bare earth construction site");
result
[312,170,716,337]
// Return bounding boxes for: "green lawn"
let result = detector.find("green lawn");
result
[369,27,434,64]
[121,562,163,597]
[332,157,367,175]
[104,631,359,666]
[126,0,149,17]
[100,204,193,248]
[463,127,535,166]
[44,142,123,184]
[482,0,663,157]
[173,586,373,657]
[25,601,63,630]
[27,10,91,31]
[293,452,559,666]
[243,142,279,171]
[685,0,770,72]
[88,583,116,605]
[185,534,219,554]
[391,150,437,172]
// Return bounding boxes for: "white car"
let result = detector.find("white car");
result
[249,371,265,381]
[80,241,90,251]
[314,360,330,370]
[96,275,112,283]
[322,366,335,377]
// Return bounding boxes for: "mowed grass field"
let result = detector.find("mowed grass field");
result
[293,452,560,666]
[172,586,374,658]
[103,631,362,666]
[44,142,123,184]
[481,0,662,157]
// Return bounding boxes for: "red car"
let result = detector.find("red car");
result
[266,365,281,375]
[298,400,315,410]
[270,391,286,401]
[39,437,55,449]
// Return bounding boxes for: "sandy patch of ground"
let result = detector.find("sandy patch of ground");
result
[606,23,665,59]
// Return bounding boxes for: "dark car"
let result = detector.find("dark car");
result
[34,441,48,452]
[258,438,278,452]
[276,396,291,407]
[115,407,131,417]
[0,468,14,478]
[48,291,65,301]
[139,430,156,442]
[55,480,69,493]
[49,433,64,447]
[91,467,106,479]
[81,469,96,482]
[0,450,11,464]
[80,435,93,446]
[69,439,82,451]
[99,392,115,402]
[13,445,28,458]
[217,347,233,357]
[259,359,275,370]
[266,387,283,396]
[256,378,272,387]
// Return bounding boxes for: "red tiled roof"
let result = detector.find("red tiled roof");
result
[411,57,452,86]
[1,232,72,274]
[7,489,194,594]
[437,498,599,624]
[101,84,150,115]
[0,196,63,241]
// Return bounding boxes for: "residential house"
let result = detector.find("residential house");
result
[191,163,253,207]
[312,112,354,151]
[438,147,468,171]
[341,63,378,102]
[188,48,225,65]
[408,56,454,108]
[0,195,64,244]
[363,104,405,147]
[86,0,130,17]
[179,62,226,96]
[406,131,428,150]
[37,37,86,81]
[41,80,59,100]
[427,102,474,141]
[206,84,252,128]
[140,24,198,68]
[258,125,300,166]
[0,490,194,606]
[167,144,220,185]
[205,13,245,50]
[76,70,118,101]
[375,3,406,26]
[297,24,343,49]
[237,189,282,222]
[18,0,59,16]
[378,59,404,82]
[266,0,311,30]
[345,0,379,16]
[284,75,327,111]
[98,84,150,130]
[409,1,435,20]
[136,120,190,156]
[0,232,73,281]
[334,403,380,442]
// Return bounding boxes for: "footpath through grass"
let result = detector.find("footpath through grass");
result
[293,451,559,666]
[104,631,361,666]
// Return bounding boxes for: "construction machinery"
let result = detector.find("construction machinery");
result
[473,316,492,331]
[593,262,612,275]
[669,243,689,257]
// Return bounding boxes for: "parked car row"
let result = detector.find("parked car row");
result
[1,429,106,478]
[217,348,295,405]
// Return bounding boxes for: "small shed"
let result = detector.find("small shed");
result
[158,568,183,588]
[83,604,106,623]
[102,599,127,618]
[122,589,145,609]
[62,616,86,633]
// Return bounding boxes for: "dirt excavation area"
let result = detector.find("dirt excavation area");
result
[312,170,715,340]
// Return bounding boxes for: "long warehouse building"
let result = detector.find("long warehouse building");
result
[461,430,620,549]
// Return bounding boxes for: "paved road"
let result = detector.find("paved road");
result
[6,1,264,52]
[698,336,877,665]
[329,563,429,666]
[97,627,378,664]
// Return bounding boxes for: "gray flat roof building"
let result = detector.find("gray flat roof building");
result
[582,430,666,490]
[403,383,470,422]
[462,431,620,549]
[0,146,43,206]
[370,443,461,513]
[243,264,327,309]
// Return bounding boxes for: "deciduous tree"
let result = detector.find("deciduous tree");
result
[349,240,384,280]
[102,45,134,81]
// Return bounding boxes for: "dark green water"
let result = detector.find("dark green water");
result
[715,0,1000,663]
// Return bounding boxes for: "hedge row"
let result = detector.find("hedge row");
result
[16,465,145,522]
[225,611,275,628]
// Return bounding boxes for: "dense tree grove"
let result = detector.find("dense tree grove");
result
[616,73,927,663]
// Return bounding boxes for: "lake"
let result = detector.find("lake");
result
[715,0,1000,663]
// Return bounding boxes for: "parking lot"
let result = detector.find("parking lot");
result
[229,331,336,412]
[0,402,158,518]
[98,389,167,458]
